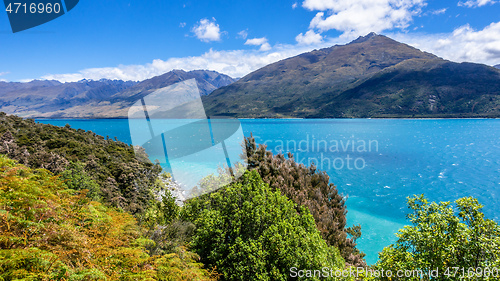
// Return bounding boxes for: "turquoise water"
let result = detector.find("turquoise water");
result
[37,118,500,264]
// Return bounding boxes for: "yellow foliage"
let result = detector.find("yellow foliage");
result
[0,155,216,280]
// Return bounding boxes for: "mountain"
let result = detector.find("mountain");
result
[203,33,500,118]
[0,70,236,118]
[0,79,138,117]
[108,69,235,102]
[495,64,500,69]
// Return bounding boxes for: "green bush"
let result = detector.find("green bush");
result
[59,161,101,201]
[183,170,345,281]
[376,195,500,281]
[245,135,365,266]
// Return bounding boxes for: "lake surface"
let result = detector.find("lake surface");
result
[37,118,500,264]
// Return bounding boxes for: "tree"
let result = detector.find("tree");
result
[244,135,365,266]
[376,194,500,281]
[59,161,101,201]
[182,170,346,281]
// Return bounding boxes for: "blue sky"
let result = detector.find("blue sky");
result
[1,0,500,82]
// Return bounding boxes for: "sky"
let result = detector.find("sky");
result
[1,0,500,82]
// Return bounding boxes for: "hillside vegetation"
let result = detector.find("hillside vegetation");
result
[245,135,365,267]
[1,114,500,280]
[0,112,162,216]
[0,155,216,280]
[0,114,358,280]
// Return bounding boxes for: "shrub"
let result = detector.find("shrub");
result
[0,155,215,280]
[244,135,365,266]
[376,195,500,281]
[183,170,345,281]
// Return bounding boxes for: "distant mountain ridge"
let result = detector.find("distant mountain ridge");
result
[203,33,500,118]
[2,37,500,119]
[0,70,236,118]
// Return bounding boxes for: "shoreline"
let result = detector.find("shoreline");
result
[32,116,500,121]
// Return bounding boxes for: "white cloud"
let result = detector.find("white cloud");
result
[36,18,500,84]
[245,37,272,51]
[458,0,497,8]
[429,8,447,15]
[292,2,298,9]
[302,0,427,38]
[390,21,500,65]
[0,72,8,82]
[259,43,272,51]
[237,30,248,39]
[40,41,341,82]
[179,22,186,28]
[296,30,323,44]
[245,37,268,45]
[191,18,222,42]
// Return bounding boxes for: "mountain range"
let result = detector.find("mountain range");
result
[0,70,236,118]
[1,33,500,118]
[203,33,500,118]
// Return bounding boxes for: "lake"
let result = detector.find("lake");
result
[37,118,500,264]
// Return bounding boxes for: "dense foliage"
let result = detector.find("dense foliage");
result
[0,155,216,280]
[0,113,162,216]
[2,113,499,280]
[182,170,346,281]
[245,135,365,266]
[376,195,500,280]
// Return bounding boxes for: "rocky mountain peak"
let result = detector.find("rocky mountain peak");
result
[350,32,380,44]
